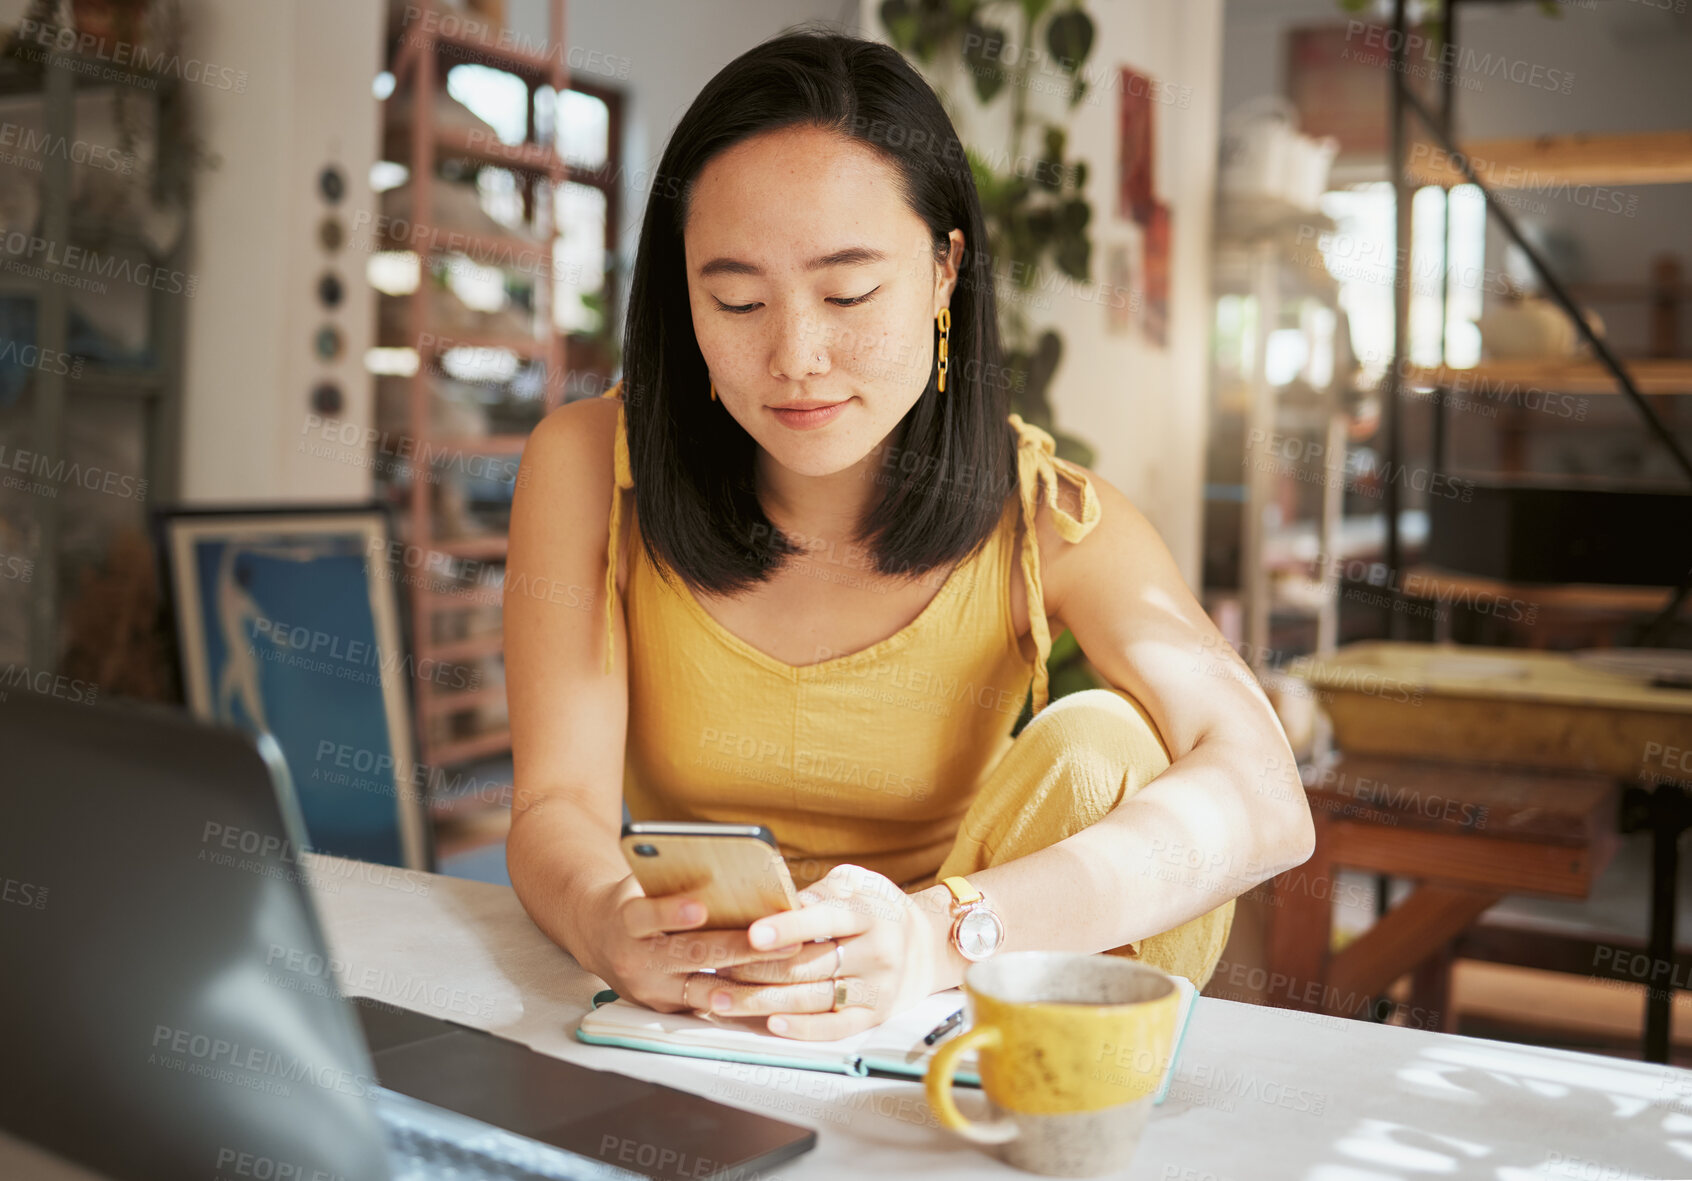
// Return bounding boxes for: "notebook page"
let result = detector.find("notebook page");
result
[579,988,971,1073]
[854,989,976,1074]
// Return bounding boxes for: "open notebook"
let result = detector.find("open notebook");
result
[576,973,1198,1103]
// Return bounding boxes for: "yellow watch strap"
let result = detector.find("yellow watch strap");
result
[942,875,981,905]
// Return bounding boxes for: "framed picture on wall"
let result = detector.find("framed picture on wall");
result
[1117,65,1157,225]
[156,504,430,871]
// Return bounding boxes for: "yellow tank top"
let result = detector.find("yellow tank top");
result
[597,382,1100,889]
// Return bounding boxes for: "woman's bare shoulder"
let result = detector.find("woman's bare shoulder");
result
[511,395,624,575]
[524,393,620,477]
[1041,463,1186,619]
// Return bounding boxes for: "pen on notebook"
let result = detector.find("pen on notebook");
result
[922,1008,965,1045]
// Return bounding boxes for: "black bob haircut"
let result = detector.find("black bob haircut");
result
[616,25,1020,598]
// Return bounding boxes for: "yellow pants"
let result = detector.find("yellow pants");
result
[917,687,1235,989]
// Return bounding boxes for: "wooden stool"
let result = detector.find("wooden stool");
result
[1263,750,1618,1031]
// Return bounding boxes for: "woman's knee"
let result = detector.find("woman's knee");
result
[955,688,1176,872]
[1000,687,1172,821]
[1024,687,1172,782]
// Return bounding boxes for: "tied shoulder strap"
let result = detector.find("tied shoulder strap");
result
[1008,412,1101,716]
[601,382,634,675]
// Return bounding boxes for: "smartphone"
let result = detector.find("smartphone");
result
[619,821,800,929]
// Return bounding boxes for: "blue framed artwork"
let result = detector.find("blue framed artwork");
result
[159,506,429,870]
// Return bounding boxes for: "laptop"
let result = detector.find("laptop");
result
[0,690,817,1181]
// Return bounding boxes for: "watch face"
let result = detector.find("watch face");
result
[956,908,1004,961]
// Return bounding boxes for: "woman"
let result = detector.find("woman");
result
[504,28,1313,1042]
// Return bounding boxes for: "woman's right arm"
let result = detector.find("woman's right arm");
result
[503,397,797,1004]
[503,396,634,982]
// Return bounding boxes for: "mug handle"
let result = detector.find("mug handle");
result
[923,1025,1018,1145]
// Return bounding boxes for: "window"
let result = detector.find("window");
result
[1319,181,1486,386]
[541,83,620,337]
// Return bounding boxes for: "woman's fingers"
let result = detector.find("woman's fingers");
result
[703,973,881,1019]
[698,864,930,1041]
[651,928,804,974]
[746,890,881,951]
[675,970,717,1012]
[620,895,801,963]
[732,863,895,952]
[764,1006,884,1042]
[621,893,707,939]
[718,937,850,984]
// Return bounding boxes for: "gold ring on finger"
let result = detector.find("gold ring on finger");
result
[683,971,709,1012]
[830,977,849,1013]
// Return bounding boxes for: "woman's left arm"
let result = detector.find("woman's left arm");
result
[910,470,1317,982]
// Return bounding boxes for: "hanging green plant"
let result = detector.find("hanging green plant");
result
[1045,8,1094,74]
[881,0,1099,470]
[961,15,1011,103]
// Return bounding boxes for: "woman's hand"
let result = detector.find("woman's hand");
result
[708,864,952,1040]
[583,875,805,1013]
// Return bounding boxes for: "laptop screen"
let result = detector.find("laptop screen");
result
[0,692,817,1181]
[0,693,394,1181]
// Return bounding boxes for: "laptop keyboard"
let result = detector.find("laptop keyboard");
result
[374,1085,648,1181]
[385,1119,545,1179]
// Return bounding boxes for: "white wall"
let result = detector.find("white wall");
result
[858,0,1225,586]
[177,0,384,503]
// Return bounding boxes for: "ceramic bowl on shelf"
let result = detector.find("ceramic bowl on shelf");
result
[1476,294,1605,360]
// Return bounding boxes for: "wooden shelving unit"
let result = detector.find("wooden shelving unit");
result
[1407,129,1692,188]
[1205,198,1358,664]
[385,119,571,178]
[381,0,569,810]
[433,536,510,560]
[1404,360,1692,396]
[1405,130,1692,482]
[1401,125,1692,477]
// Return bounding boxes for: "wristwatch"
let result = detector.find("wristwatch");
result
[941,875,1005,962]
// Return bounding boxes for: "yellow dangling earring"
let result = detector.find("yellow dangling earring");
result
[936,307,950,394]
[710,379,718,402]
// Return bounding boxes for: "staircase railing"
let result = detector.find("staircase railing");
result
[1382,0,1692,643]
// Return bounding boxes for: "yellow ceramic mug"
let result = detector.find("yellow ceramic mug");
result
[924,952,1180,1177]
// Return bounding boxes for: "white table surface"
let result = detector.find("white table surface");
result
[5,852,1689,1181]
